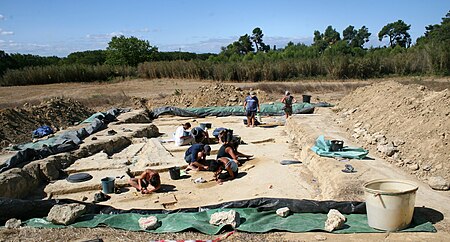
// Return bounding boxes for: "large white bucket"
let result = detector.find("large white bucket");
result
[363,179,418,231]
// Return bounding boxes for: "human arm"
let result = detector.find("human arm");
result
[225,146,240,165]
[281,96,286,103]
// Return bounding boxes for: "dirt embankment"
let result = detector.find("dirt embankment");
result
[335,81,450,183]
[160,83,268,108]
[0,97,93,147]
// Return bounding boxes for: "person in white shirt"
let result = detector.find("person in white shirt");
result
[174,122,194,146]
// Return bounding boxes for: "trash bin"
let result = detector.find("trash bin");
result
[330,140,344,151]
[364,179,418,231]
[169,167,180,180]
[101,177,115,194]
[302,95,311,103]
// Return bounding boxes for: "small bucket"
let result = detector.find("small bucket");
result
[101,177,115,194]
[364,179,418,231]
[169,167,180,180]
[302,95,311,103]
[330,140,344,151]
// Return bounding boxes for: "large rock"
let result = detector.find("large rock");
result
[377,142,397,157]
[276,207,290,217]
[324,209,346,232]
[209,210,240,228]
[138,216,160,230]
[428,176,450,191]
[47,203,86,225]
[5,218,21,229]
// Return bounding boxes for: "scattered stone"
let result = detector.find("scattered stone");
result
[422,165,432,171]
[138,216,160,230]
[428,176,450,191]
[324,209,346,232]
[47,203,86,225]
[5,218,21,229]
[276,207,290,217]
[407,163,419,171]
[209,210,240,228]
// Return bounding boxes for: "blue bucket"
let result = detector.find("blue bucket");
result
[101,177,115,194]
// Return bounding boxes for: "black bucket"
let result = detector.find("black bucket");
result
[302,95,312,103]
[169,167,180,180]
[330,140,344,152]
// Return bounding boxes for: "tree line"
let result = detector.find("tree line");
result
[1,11,449,86]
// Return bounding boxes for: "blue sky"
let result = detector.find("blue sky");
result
[0,0,449,57]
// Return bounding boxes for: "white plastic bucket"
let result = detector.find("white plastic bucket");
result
[363,179,418,231]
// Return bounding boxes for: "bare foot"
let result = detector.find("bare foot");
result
[217,179,223,185]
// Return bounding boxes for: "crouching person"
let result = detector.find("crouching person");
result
[185,144,211,171]
[129,169,161,194]
[209,157,238,185]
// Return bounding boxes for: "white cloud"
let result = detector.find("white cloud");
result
[1,30,14,35]
[0,14,4,20]
[86,32,124,40]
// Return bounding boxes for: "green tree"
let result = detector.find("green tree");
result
[65,50,106,65]
[323,25,341,45]
[378,20,411,48]
[106,35,158,66]
[343,25,371,48]
[0,50,15,75]
[251,27,269,52]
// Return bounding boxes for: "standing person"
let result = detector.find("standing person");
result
[243,91,260,128]
[184,143,211,171]
[281,91,297,119]
[128,169,161,194]
[174,122,193,146]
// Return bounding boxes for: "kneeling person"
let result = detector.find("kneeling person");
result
[209,157,238,185]
[129,169,161,194]
[185,144,211,171]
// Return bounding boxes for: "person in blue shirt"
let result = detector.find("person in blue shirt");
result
[184,143,211,171]
[243,91,260,127]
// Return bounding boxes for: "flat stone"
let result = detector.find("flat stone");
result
[276,207,290,217]
[47,203,86,225]
[209,210,240,228]
[428,176,450,191]
[324,209,346,232]
[5,218,21,229]
[408,163,419,171]
[138,216,160,230]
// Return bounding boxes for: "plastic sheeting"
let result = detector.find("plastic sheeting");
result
[24,208,435,234]
[150,102,317,118]
[0,108,128,173]
[311,135,369,159]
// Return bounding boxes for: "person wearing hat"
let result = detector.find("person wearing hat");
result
[243,91,260,127]
[184,143,211,171]
[281,90,297,118]
[191,126,209,144]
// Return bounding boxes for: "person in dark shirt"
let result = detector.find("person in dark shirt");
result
[244,91,260,128]
[184,143,211,171]
[281,90,297,118]
[216,129,252,166]
[191,126,209,144]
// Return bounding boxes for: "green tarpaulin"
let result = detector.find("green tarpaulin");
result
[25,208,435,235]
[311,135,369,159]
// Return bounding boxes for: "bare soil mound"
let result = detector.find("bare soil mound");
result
[0,97,93,147]
[335,81,450,182]
[162,83,268,108]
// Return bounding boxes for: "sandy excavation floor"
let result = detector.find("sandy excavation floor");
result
[1,78,450,241]
[46,114,315,210]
